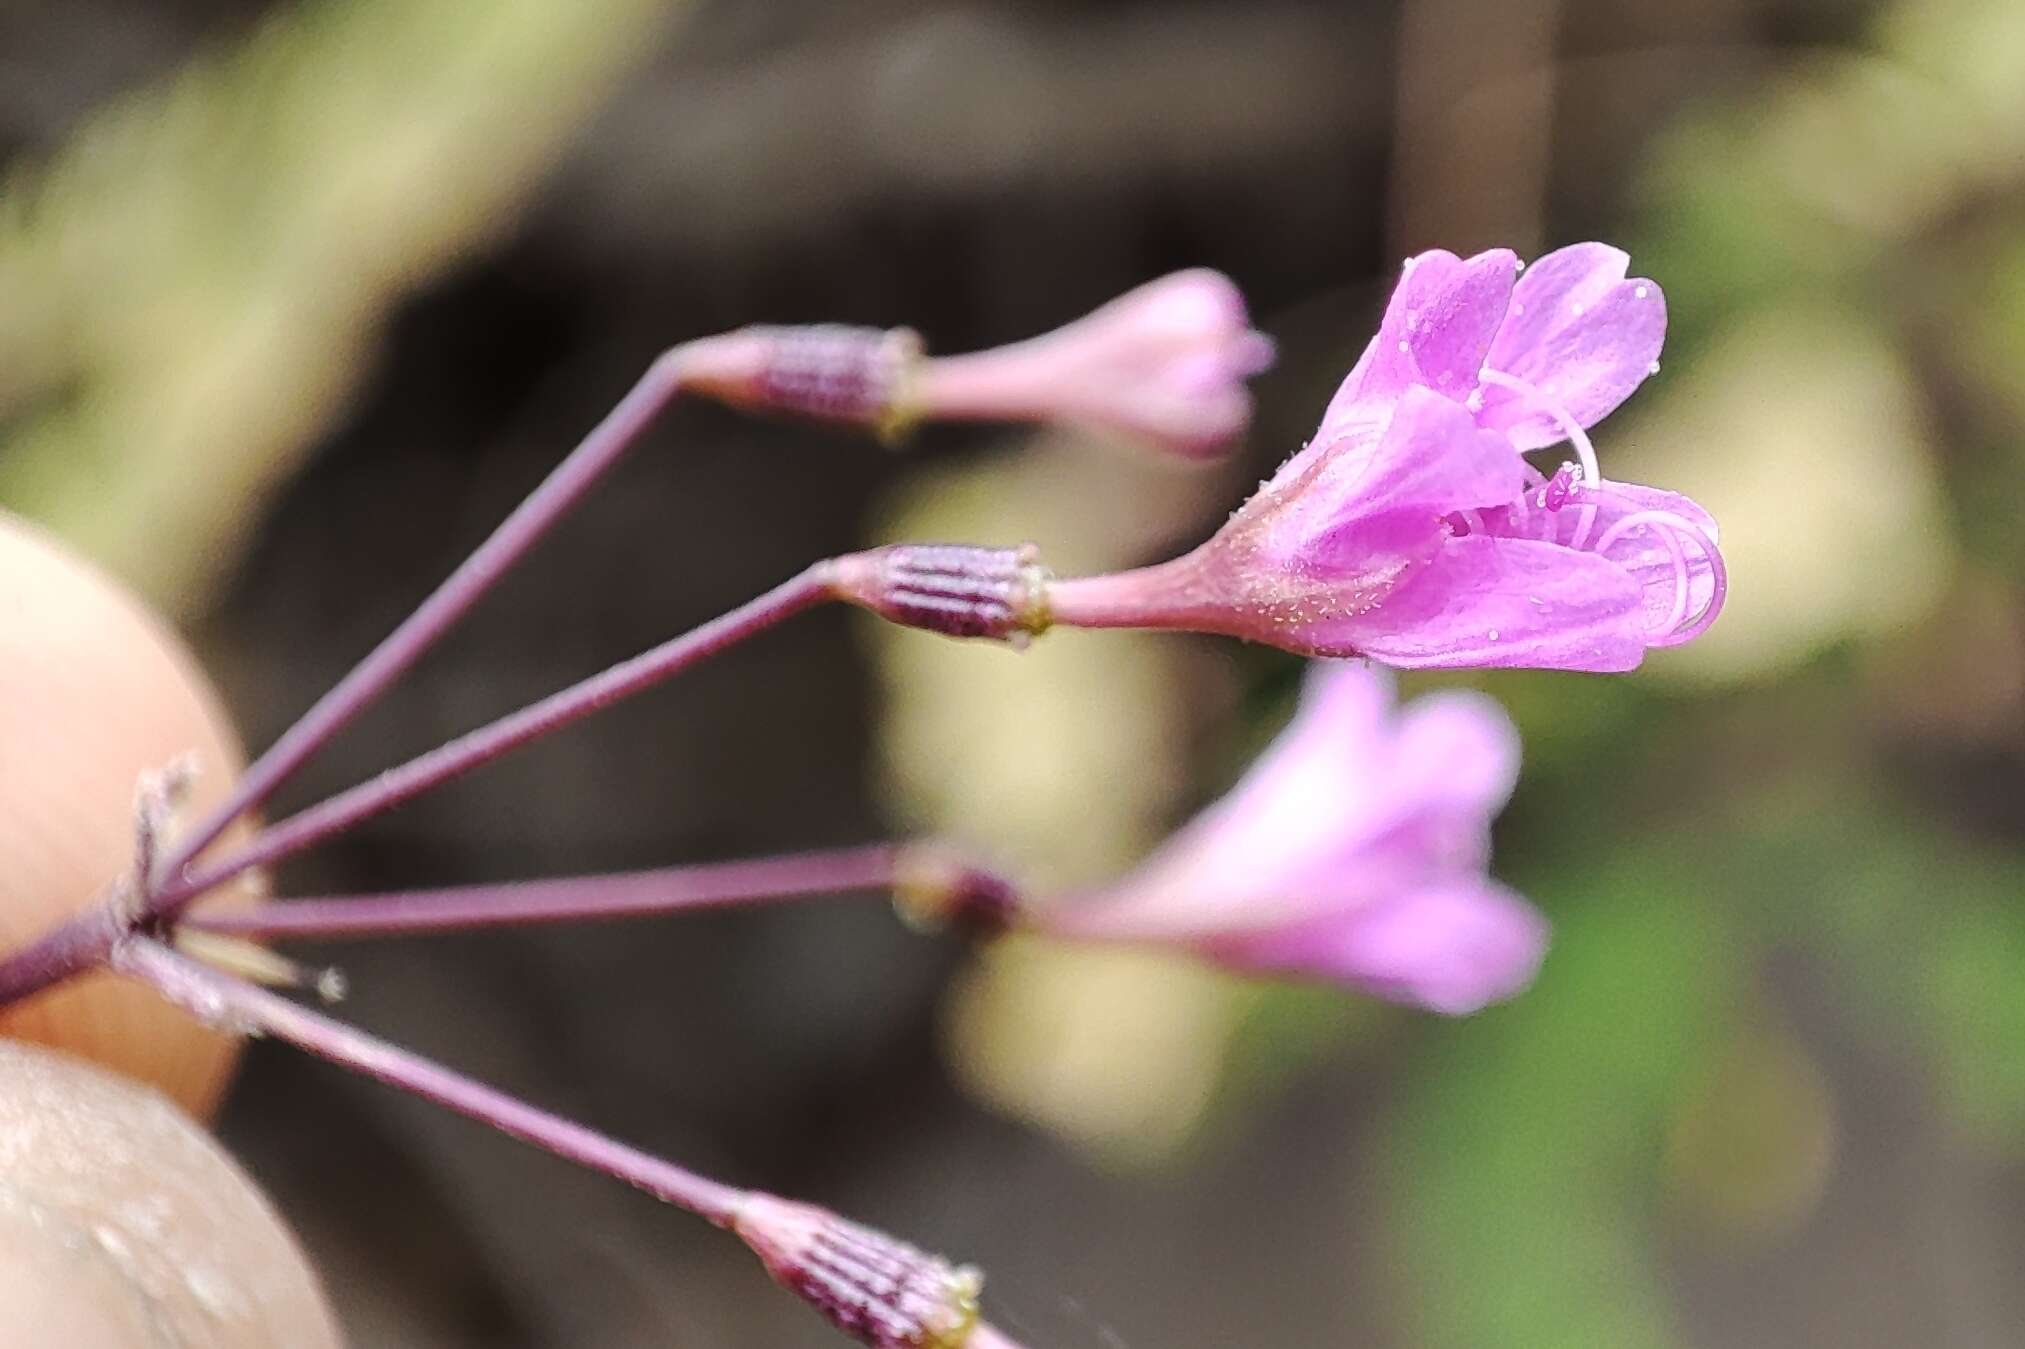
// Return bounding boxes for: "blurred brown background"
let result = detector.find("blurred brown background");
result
[6,0,2025,1345]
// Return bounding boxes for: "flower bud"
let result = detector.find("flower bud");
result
[913,269,1274,458]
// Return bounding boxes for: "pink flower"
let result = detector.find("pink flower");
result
[914,269,1277,458]
[1046,244,1725,673]
[1038,662,1546,1014]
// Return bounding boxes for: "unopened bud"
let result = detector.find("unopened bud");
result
[735,1194,982,1349]
[831,544,1052,644]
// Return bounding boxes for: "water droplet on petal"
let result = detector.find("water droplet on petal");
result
[1648,361,1661,375]
[1514,258,1526,271]
[1396,340,1410,354]
[1634,285,1650,300]
[1487,629,1500,642]
[1511,301,1524,315]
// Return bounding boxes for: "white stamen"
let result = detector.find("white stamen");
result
[1475,368,1601,487]
[1590,508,1726,644]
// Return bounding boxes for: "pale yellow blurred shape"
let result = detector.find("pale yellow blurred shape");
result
[873,435,1247,1156]
[871,434,1216,881]
[0,0,685,614]
[1614,306,1953,685]
[1662,1019,1838,1243]
[1755,56,1978,244]
[1748,0,2025,247]
[946,935,1242,1166]
[1882,0,2025,160]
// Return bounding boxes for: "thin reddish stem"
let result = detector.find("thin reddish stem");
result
[114,937,750,1225]
[185,843,904,941]
[0,564,834,1007]
[157,349,695,891]
[154,565,836,914]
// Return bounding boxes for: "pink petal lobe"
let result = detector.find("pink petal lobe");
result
[1388,689,1522,823]
[1477,243,1666,449]
[1214,880,1547,1013]
[1316,534,1648,671]
[1273,387,1526,577]
[1317,249,1519,442]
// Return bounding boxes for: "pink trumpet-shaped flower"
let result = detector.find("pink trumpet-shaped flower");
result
[1038,662,1545,1014]
[1047,244,1725,673]
[914,268,1277,457]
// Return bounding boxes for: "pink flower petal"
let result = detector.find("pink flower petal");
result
[1388,689,1523,823]
[1213,880,1547,1013]
[1273,387,1526,577]
[1319,534,1649,672]
[1477,243,1666,451]
[1317,249,1519,443]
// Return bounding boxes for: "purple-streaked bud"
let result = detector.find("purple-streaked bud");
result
[677,325,925,438]
[892,845,1021,938]
[912,269,1274,458]
[734,1193,984,1349]
[830,544,1052,645]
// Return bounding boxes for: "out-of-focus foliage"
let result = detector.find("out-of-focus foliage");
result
[0,0,680,613]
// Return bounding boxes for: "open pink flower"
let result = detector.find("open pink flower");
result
[1037,662,1545,1014]
[1046,245,1724,673]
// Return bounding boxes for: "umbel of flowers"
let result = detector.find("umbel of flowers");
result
[0,245,1721,1349]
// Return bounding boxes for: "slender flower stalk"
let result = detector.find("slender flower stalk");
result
[182,842,1020,944]
[155,348,697,894]
[185,844,910,941]
[115,938,1022,1349]
[0,565,837,1006]
[115,936,748,1221]
[155,566,836,912]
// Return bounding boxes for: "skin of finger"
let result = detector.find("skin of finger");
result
[0,1039,343,1348]
[0,511,260,1116]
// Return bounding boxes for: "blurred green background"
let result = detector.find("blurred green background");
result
[5,0,2025,1344]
